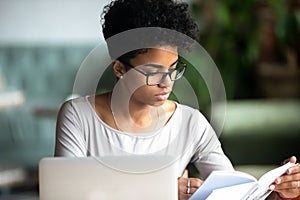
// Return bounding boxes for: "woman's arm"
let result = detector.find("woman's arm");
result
[177,110,234,200]
[55,100,86,157]
[191,118,234,179]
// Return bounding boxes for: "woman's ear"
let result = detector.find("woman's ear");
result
[112,60,127,79]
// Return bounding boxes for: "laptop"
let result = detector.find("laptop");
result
[39,155,178,200]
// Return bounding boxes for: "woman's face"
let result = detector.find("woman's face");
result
[125,46,179,107]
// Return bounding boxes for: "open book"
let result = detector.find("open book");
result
[189,162,296,200]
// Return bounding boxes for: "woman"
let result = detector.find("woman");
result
[55,0,300,199]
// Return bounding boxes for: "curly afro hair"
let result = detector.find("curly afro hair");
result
[101,0,199,60]
[102,0,198,40]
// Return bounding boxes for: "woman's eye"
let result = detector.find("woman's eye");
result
[140,66,160,73]
[139,64,173,74]
[145,69,159,74]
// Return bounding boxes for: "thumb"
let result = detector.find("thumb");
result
[289,156,297,163]
[281,156,297,165]
[183,169,188,178]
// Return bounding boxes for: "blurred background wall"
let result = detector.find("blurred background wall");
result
[0,0,108,198]
[0,0,299,199]
[189,0,300,100]
[187,0,300,180]
[0,0,105,45]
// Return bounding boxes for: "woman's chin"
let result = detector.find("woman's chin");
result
[151,99,167,107]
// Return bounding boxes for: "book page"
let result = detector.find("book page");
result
[206,182,257,200]
[189,162,296,200]
[258,162,296,187]
[246,162,297,200]
[189,170,257,200]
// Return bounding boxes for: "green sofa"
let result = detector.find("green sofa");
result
[0,46,98,195]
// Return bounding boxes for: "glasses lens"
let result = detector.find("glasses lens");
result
[172,65,185,81]
[147,73,165,85]
[170,70,177,80]
[145,62,186,85]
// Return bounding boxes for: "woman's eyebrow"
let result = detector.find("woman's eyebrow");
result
[170,59,179,67]
[144,59,179,69]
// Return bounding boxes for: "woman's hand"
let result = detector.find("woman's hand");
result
[178,177,203,200]
[271,156,300,199]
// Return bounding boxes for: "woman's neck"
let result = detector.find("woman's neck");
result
[128,98,157,127]
[109,93,168,133]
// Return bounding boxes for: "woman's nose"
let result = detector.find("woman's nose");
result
[158,74,172,87]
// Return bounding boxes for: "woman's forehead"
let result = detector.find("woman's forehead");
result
[130,47,178,66]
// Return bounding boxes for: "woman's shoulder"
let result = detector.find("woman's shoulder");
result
[60,94,107,108]
[60,96,89,108]
[58,95,93,117]
[174,102,201,114]
[174,102,208,122]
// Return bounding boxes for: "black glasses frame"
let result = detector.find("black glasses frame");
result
[118,59,186,86]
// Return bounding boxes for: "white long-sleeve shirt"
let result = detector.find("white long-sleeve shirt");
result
[55,96,234,178]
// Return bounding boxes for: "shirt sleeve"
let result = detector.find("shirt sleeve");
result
[54,100,87,157]
[190,110,234,179]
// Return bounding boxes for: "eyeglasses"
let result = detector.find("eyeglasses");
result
[118,59,186,86]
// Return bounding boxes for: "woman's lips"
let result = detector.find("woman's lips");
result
[156,92,170,101]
